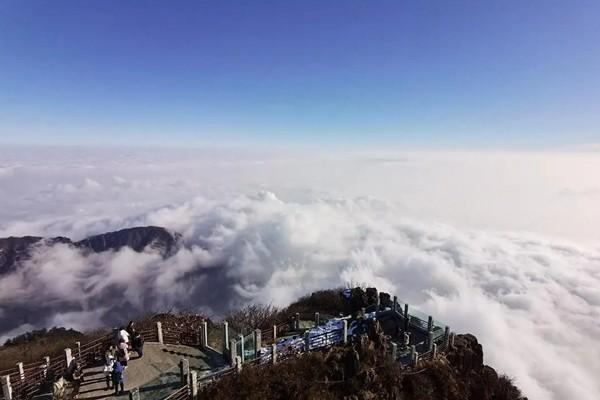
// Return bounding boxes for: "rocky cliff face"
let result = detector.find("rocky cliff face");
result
[0,226,180,275]
[399,334,525,400]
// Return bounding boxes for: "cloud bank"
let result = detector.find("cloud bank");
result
[1,146,600,400]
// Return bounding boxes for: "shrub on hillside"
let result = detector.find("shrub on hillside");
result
[225,304,280,333]
[279,288,346,319]
[0,328,85,371]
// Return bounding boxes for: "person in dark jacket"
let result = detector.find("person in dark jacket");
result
[72,366,83,398]
[126,320,135,336]
[132,331,145,358]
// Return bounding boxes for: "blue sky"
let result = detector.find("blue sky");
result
[0,0,599,148]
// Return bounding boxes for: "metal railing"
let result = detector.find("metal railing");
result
[1,294,453,400]
[307,328,344,351]
[0,327,158,400]
[162,384,189,400]
[197,366,236,388]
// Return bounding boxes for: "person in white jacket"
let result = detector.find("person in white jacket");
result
[118,326,130,345]
[103,347,116,390]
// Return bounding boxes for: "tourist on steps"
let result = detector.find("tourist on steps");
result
[118,326,130,346]
[117,339,130,368]
[106,345,117,359]
[72,364,83,398]
[103,347,116,390]
[111,360,125,395]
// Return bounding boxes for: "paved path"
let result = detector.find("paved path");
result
[78,343,225,400]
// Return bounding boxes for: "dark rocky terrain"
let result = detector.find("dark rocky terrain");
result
[0,288,525,399]
[202,331,525,400]
[0,226,180,275]
[209,287,527,399]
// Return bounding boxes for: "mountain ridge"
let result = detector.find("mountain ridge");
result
[0,226,180,275]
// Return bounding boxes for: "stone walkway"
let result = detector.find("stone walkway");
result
[77,343,225,400]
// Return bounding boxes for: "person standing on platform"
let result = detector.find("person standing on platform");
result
[111,360,125,395]
[132,331,145,358]
[103,347,116,390]
[118,326,130,347]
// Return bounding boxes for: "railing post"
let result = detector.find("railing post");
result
[413,352,420,368]
[43,356,50,378]
[450,332,456,349]
[273,325,277,340]
[254,329,262,358]
[295,313,300,330]
[342,320,348,344]
[314,312,320,326]
[190,370,198,399]
[428,331,435,351]
[235,356,242,373]
[444,326,450,341]
[65,348,73,368]
[179,358,190,386]
[156,322,163,344]
[239,334,245,363]
[410,345,416,366]
[1,375,12,400]
[390,342,397,361]
[303,331,310,352]
[223,321,229,351]
[129,387,140,400]
[75,341,82,362]
[201,321,208,349]
[16,362,24,381]
[393,296,398,312]
[427,316,433,332]
[271,343,277,365]
[229,339,237,367]
[432,343,438,359]
[404,304,409,330]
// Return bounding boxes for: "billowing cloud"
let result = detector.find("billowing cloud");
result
[1,146,599,400]
[2,146,600,243]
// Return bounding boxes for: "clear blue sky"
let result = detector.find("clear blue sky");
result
[1,0,599,148]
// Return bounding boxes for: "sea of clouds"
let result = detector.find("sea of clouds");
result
[0,145,599,400]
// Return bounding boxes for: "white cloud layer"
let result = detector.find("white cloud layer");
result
[1,145,600,400]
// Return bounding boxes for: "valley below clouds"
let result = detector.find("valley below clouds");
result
[1,145,600,400]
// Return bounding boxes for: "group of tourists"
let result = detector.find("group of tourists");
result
[102,321,145,395]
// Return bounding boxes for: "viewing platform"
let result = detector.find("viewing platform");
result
[1,289,456,400]
[78,343,225,400]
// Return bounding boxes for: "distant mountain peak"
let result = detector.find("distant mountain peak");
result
[0,226,181,275]
[75,226,180,255]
